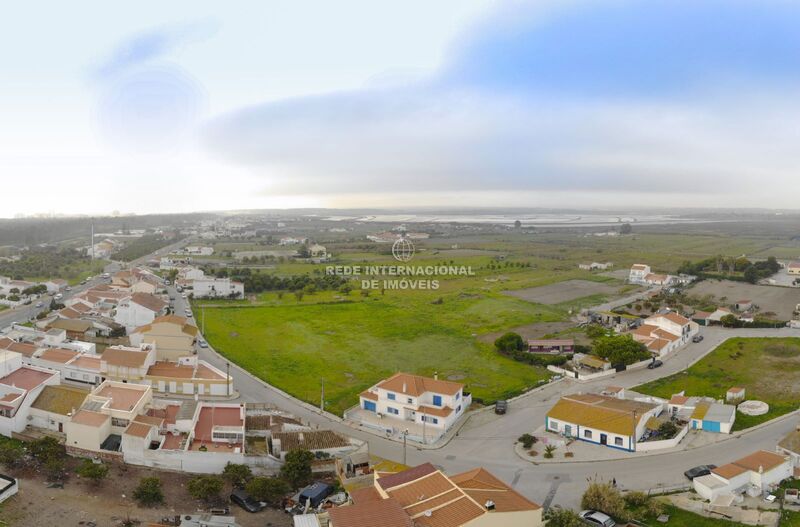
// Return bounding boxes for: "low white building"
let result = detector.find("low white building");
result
[546,393,663,452]
[114,293,167,330]
[193,277,244,299]
[693,450,791,501]
[631,311,699,356]
[668,395,736,433]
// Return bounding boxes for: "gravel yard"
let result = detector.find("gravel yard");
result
[688,279,799,320]
[503,279,621,304]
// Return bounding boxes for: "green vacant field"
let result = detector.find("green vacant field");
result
[200,288,564,415]
[635,338,800,430]
[642,505,747,526]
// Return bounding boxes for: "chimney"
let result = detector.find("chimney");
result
[402,382,407,393]
[759,465,764,474]
[485,500,495,511]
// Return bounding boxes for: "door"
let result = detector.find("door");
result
[564,425,572,437]
[600,434,607,445]
[703,420,720,432]
[58,423,63,433]
[363,401,376,412]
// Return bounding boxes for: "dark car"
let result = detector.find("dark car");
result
[692,334,704,343]
[684,464,717,480]
[495,400,508,415]
[647,360,663,369]
[230,489,263,513]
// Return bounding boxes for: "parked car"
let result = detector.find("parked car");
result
[684,464,716,480]
[64,286,71,292]
[647,360,663,369]
[230,489,263,513]
[198,340,208,348]
[692,334,704,343]
[495,400,508,415]
[34,302,44,308]
[579,510,616,526]
[54,293,63,300]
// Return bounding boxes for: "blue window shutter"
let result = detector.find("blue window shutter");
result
[433,395,442,406]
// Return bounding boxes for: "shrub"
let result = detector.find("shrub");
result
[222,462,253,488]
[543,445,557,459]
[188,475,224,502]
[77,459,109,485]
[494,332,525,352]
[0,439,25,469]
[623,491,649,508]
[134,477,164,506]
[646,498,666,517]
[518,433,537,449]
[544,507,584,526]
[581,481,627,520]
[280,449,314,489]
[245,477,290,507]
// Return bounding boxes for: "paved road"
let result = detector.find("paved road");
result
[180,310,800,509]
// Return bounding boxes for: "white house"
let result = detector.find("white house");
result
[693,450,791,501]
[668,395,736,434]
[546,393,663,452]
[114,293,167,330]
[629,264,652,284]
[193,278,244,299]
[356,373,471,442]
[183,246,214,256]
[43,279,68,294]
[631,311,699,356]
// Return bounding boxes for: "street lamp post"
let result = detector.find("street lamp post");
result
[402,429,409,466]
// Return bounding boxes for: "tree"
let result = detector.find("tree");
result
[620,223,633,234]
[592,335,650,365]
[222,462,253,489]
[187,475,224,502]
[581,481,627,521]
[280,449,314,489]
[518,433,537,449]
[657,421,678,438]
[297,244,310,259]
[720,314,741,328]
[0,440,25,469]
[585,324,608,340]
[245,477,290,506]
[545,507,584,527]
[543,444,557,458]
[494,332,525,353]
[134,477,165,506]
[744,265,759,283]
[77,459,109,485]
[514,220,522,229]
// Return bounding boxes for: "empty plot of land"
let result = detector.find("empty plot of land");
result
[688,280,799,319]
[504,279,619,304]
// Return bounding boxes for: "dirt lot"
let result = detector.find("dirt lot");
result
[0,464,292,527]
[688,279,799,320]
[478,321,584,344]
[503,279,620,304]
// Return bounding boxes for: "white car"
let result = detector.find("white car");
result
[579,510,616,527]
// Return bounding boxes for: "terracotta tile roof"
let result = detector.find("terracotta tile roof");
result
[102,347,150,368]
[328,499,412,527]
[71,409,110,427]
[71,355,102,371]
[377,462,438,490]
[669,395,689,405]
[0,367,55,391]
[385,472,454,507]
[731,450,788,473]
[38,348,80,364]
[662,312,691,325]
[349,487,382,505]
[95,384,149,411]
[48,318,93,333]
[411,496,485,527]
[377,373,463,397]
[147,361,195,379]
[134,414,165,427]
[728,387,745,393]
[273,430,350,452]
[58,307,81,319]
[547,394,657,437]
[417,405,453,418]
[4,341,39,358]
[124,421,155,438]
[195,363,224,380]
[129,293,166,313]
[360,391,378,401]
[133,314,197,336]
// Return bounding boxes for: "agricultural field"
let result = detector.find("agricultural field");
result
[687,280,799,320]
[199,224,800,416]
[635,338,800,430]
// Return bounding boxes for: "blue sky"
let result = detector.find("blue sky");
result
[3,1,800,216]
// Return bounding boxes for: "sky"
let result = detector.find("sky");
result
[3,0,800,217]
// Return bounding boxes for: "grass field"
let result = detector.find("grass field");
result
[640,505,747,526]
[635,338,800,430]
[199,283,565,415]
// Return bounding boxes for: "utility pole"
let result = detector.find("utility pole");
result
[202,307,206,334]
[632,410,637,452]
[320,378,325,413]
[402,429,409,466]
[90,219,95,261]
[226,362,230,397]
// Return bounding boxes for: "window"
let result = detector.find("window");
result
[387,407,399,415]
[549,420,558,431]
[614,437,624,446]
[583,430,592,439]
[407,397,413,404]
[432,395,442,407]
[421,416,439,424]
[456,405,461,413]
[456,392,461,400]
[111,417,129,428]
[387,392,396,401]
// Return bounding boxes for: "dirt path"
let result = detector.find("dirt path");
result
[0,466,292,527]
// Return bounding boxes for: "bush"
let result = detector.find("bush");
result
[657,421,678,438]
[543,444,557,459]
[134,477,164,506]
[245,477,290,507]
[280,449,314,489]
[646,498,666,517]
[518,433,537,449]
[623,491,649,508]
[494,332,525,352]
[581,481,627,521]
[77,459,109,485]
[544,507,584,526]
[222,462,253,488]
[0,439,25,469]
[28,436,65,466]
[188,475,224,502]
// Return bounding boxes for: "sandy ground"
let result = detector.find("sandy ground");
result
[688,279,799,319]
[504,279,620,304]
[0,465,293,527]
